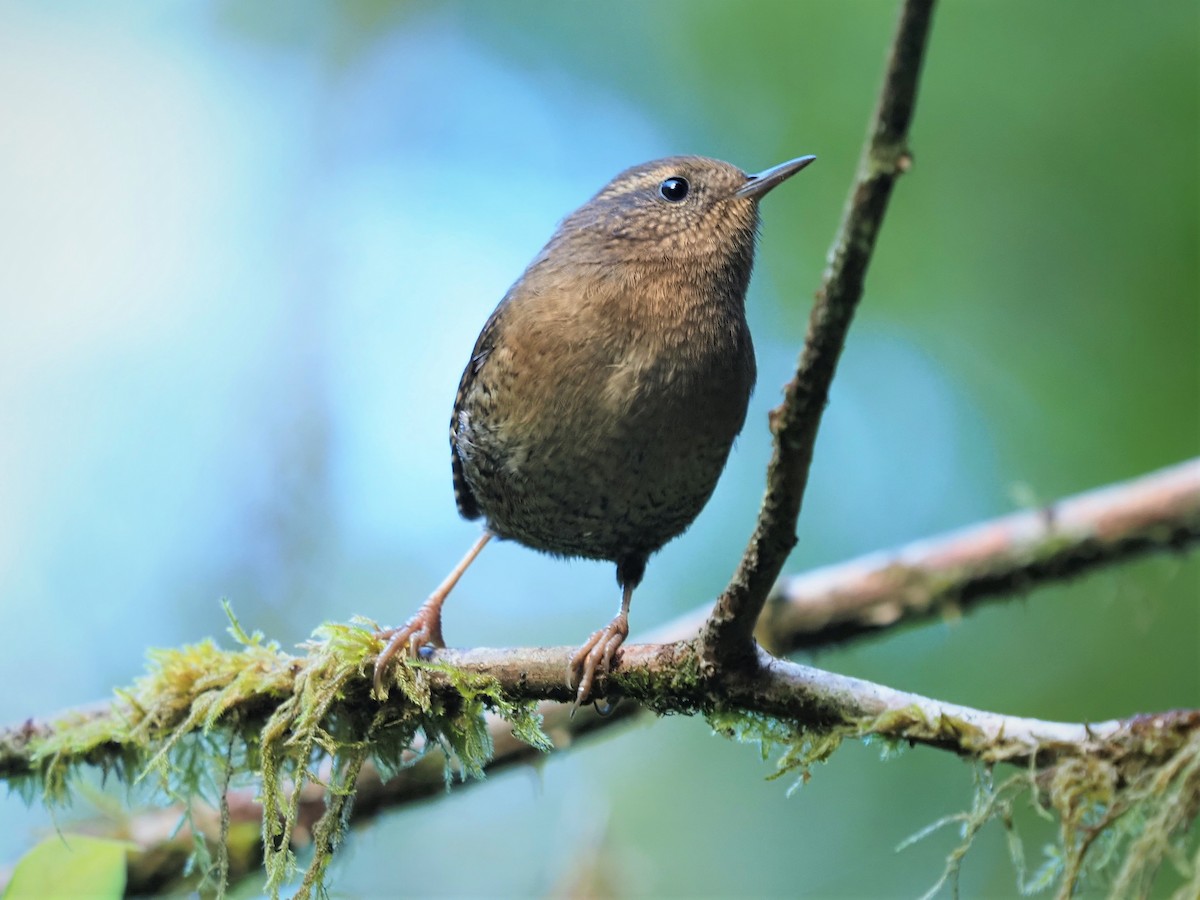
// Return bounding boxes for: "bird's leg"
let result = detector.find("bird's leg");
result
[373,530,492,696]
[568,582,633,711]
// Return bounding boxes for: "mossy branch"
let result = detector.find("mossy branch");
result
[4,632,1199,895]
[2,459,1195,894]
[6,458,1194,787]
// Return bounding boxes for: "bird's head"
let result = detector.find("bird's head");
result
[547,154,816,265]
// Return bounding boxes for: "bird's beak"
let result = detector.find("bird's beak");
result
[735,155,817,199]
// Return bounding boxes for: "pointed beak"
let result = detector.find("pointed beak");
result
[735,155,817,199]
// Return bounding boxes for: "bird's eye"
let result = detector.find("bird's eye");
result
[658,177,689,202]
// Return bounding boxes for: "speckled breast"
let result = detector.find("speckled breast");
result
[454,333,754,565]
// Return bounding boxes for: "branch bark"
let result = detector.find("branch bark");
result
[699,0,938,667]
[756,457,1200,653]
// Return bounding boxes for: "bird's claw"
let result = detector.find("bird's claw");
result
[567,615,629,714]
[373,607,444,697]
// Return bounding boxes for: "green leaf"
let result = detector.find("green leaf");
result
[3,835,131,899]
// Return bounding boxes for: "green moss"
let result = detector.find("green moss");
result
[614,643,707,714]
[9,607,1197,898]
[14,606,552,898]
[707,708,851,795]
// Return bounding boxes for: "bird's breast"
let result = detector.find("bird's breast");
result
[454,269,755,562]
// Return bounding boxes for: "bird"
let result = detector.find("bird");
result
[374,153,815,707]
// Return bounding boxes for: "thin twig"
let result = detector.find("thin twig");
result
[699,0,938,667]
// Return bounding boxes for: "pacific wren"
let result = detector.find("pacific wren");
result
[375,154,815,706]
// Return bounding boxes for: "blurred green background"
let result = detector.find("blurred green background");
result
[1,1,1196,896]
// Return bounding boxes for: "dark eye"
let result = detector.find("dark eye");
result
[658,176,689,202]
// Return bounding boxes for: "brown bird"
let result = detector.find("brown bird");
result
[374,153,815,706]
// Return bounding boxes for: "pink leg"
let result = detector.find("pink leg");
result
[373,531,492,696]
[568,582,633,710]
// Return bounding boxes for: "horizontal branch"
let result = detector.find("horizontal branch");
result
[756,457,1200,653]
[106,637,1200,892]
[3,459,1195,783]
[2,458,1196,892]
[435,643,1198,771]
[339,456,1200,826]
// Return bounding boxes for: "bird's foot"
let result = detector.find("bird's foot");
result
[567,612,629,712]
[373,532,491,699]
[373,602,446,697]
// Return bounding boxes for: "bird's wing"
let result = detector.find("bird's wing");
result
[449,299,508,521]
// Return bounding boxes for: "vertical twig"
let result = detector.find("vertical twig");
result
[699,0,938,668]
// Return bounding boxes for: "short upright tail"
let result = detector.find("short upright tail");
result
[451,442,481,520]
